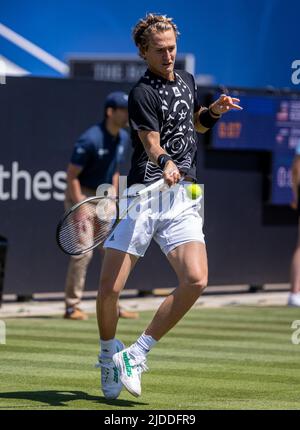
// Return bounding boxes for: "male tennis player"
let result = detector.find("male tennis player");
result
[96,13,242,399]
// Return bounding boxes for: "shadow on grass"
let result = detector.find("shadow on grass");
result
[3,316,68,321]
[6,316,92,320]
[0,390,148,408]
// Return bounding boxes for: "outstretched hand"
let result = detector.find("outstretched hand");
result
[210,94,243,116]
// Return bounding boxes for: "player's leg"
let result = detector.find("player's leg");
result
[97,248,139,340]
[96,190,156,399]
[113,241,207,397]
[98,245,139,319]
[140,186,207,339]
[97,194,155,338]
[96,247,139,399]
[112,184,206,397]
[145,241,207,339]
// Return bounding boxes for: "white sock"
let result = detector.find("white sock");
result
[100,338,116,359]
[130,332,157,356]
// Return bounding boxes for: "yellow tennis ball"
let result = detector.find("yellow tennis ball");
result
[186,183,202,200]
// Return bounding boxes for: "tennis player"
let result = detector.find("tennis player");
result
[96,13,242,399]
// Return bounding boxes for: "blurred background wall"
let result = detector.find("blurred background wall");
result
[1,0,300,297]
[1,0,299,88]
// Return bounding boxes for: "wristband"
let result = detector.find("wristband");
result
[157,154,172,170]
[199,108,221,128]
[209,107,221,118]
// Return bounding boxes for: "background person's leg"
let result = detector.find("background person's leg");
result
[289,220,300,306]
[97,248,139,340]
[290,247,300,294]
[65,252,93,309]
[145,241,208,340]
[64,187,95,318]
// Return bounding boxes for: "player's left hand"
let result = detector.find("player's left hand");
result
[210,94,243,116]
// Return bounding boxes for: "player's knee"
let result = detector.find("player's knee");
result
[98,279,120,301]
[186,275,207,296]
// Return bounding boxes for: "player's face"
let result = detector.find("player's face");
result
[143,29,177,80]
[110,108,128,128]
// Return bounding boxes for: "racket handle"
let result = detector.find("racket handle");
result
[137,172,187,198]
[137,178,165,197]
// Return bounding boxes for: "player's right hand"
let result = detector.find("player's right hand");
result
[163,161,181,186]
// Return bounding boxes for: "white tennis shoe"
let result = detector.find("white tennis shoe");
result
[96,339,125,399]
[112,347,148,397]
[288,293,300,307]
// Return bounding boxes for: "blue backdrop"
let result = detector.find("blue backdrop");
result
[0,0,299,88]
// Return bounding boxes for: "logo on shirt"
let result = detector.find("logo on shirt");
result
[172,87,182,97]
[76,147,86,154]
[98,148,109,158]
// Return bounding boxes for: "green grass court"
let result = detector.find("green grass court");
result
[1,306,300,410]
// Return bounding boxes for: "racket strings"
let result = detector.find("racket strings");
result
[58,198,118,255]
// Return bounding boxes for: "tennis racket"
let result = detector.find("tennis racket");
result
[56,177,169,256]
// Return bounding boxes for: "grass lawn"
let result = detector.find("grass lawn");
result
[0,306,300,410]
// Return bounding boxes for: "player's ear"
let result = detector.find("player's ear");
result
[106,107,113,118]
[139,45,147,60]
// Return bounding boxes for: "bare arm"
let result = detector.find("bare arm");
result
[66,163,86,203]
[138,130,181,186]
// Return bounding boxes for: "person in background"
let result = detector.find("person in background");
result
[64,91,139,320]
[288,145,300,307]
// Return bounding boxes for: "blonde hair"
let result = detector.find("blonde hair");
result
[132,13,180,58]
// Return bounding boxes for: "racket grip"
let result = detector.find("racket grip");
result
[137,178,165,196]
[137,173,185,197]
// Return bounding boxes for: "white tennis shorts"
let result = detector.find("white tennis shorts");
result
[103,181,205,257]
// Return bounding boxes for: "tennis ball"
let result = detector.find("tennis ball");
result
[186,183,202,200]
